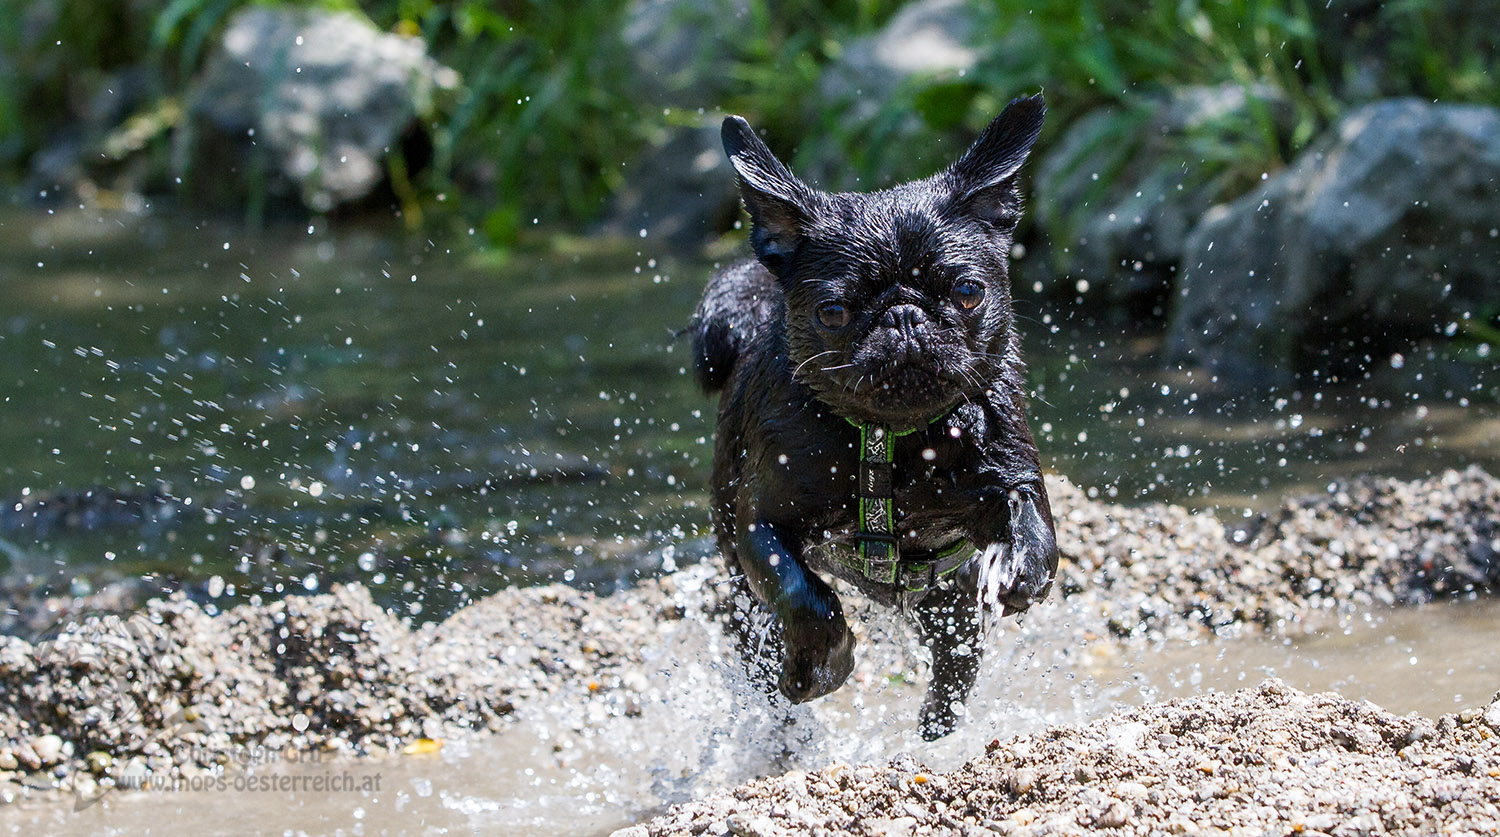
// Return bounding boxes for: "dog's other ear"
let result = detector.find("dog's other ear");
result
[723,116,812,277]
[947,94,1046,231]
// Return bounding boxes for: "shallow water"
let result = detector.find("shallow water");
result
[1,206,715,616]
[3,205,1495,622]
[1,205,1497,833]
[2,594,1495,836]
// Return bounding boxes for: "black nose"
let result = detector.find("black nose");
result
[883,304,929,340]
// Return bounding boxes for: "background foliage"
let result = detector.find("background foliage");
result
[1,0,1495,241]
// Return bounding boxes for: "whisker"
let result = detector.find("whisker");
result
[793,350,839,380]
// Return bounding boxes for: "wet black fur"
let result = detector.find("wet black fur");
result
[690,96,1060,740]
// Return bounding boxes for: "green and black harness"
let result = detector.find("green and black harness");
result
[830,416,975,592]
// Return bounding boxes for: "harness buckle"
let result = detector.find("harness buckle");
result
[857,532,899,583]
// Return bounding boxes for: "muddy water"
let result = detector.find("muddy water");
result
[2,595,1495,836]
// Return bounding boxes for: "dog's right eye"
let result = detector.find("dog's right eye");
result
[816,302,850,329]
[952,279,986,310]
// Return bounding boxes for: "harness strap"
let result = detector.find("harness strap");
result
[842,414,973,592]
[856,423,897,570]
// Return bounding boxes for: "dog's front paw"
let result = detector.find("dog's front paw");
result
[978,486,1059,617]
[777,596,856,703]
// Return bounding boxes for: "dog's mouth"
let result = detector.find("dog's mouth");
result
[842,356,965,424]
[803,327,981,425]
[872,358,943,392]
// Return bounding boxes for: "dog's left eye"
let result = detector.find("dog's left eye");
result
[816,301,850,329]
[952,280,985,310]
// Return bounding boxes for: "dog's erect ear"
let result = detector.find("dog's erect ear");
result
[947,94,1046,230]
[723,116,812,277]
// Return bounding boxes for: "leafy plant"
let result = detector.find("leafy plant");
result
[1,0,1494,243]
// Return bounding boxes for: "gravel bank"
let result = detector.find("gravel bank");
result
[0,467,1496,810]
[624,679,1500,836]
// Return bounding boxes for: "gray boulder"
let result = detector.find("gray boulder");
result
[177,7,457,212]
[1033,84,1291,309]
[804,0,985,188]
[1168,99,1500,381]
[600,118,739,250]
[612,0,987,245]
[606,0,750,247]
[623,0,749,108]
[821,0,981,106]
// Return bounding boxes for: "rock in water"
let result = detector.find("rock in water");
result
[622,0,749,108]
[1032,84,1292,311]
[30,734,63,766]
[802,0,985,187]
[600,118,739,250]
[178,7,458,212]
[1169,99,1500,382]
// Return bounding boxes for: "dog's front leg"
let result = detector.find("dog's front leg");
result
[740,518,856,702]
[910,561,982,740]
[974,479,1059,617]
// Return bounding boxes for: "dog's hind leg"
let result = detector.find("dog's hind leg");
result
[910,561,983,741]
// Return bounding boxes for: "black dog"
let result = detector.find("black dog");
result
[689,95,1059,740]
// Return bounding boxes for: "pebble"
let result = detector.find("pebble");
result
[84,751,112,774]
[71,774,98,802]
[1096,799,1132,828]
[30,735,62,767]
[724,813,775,837]
[869,816,917,835]
[622,671,650,692]
[1167,816,1198,834]
[116,759,148,790]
